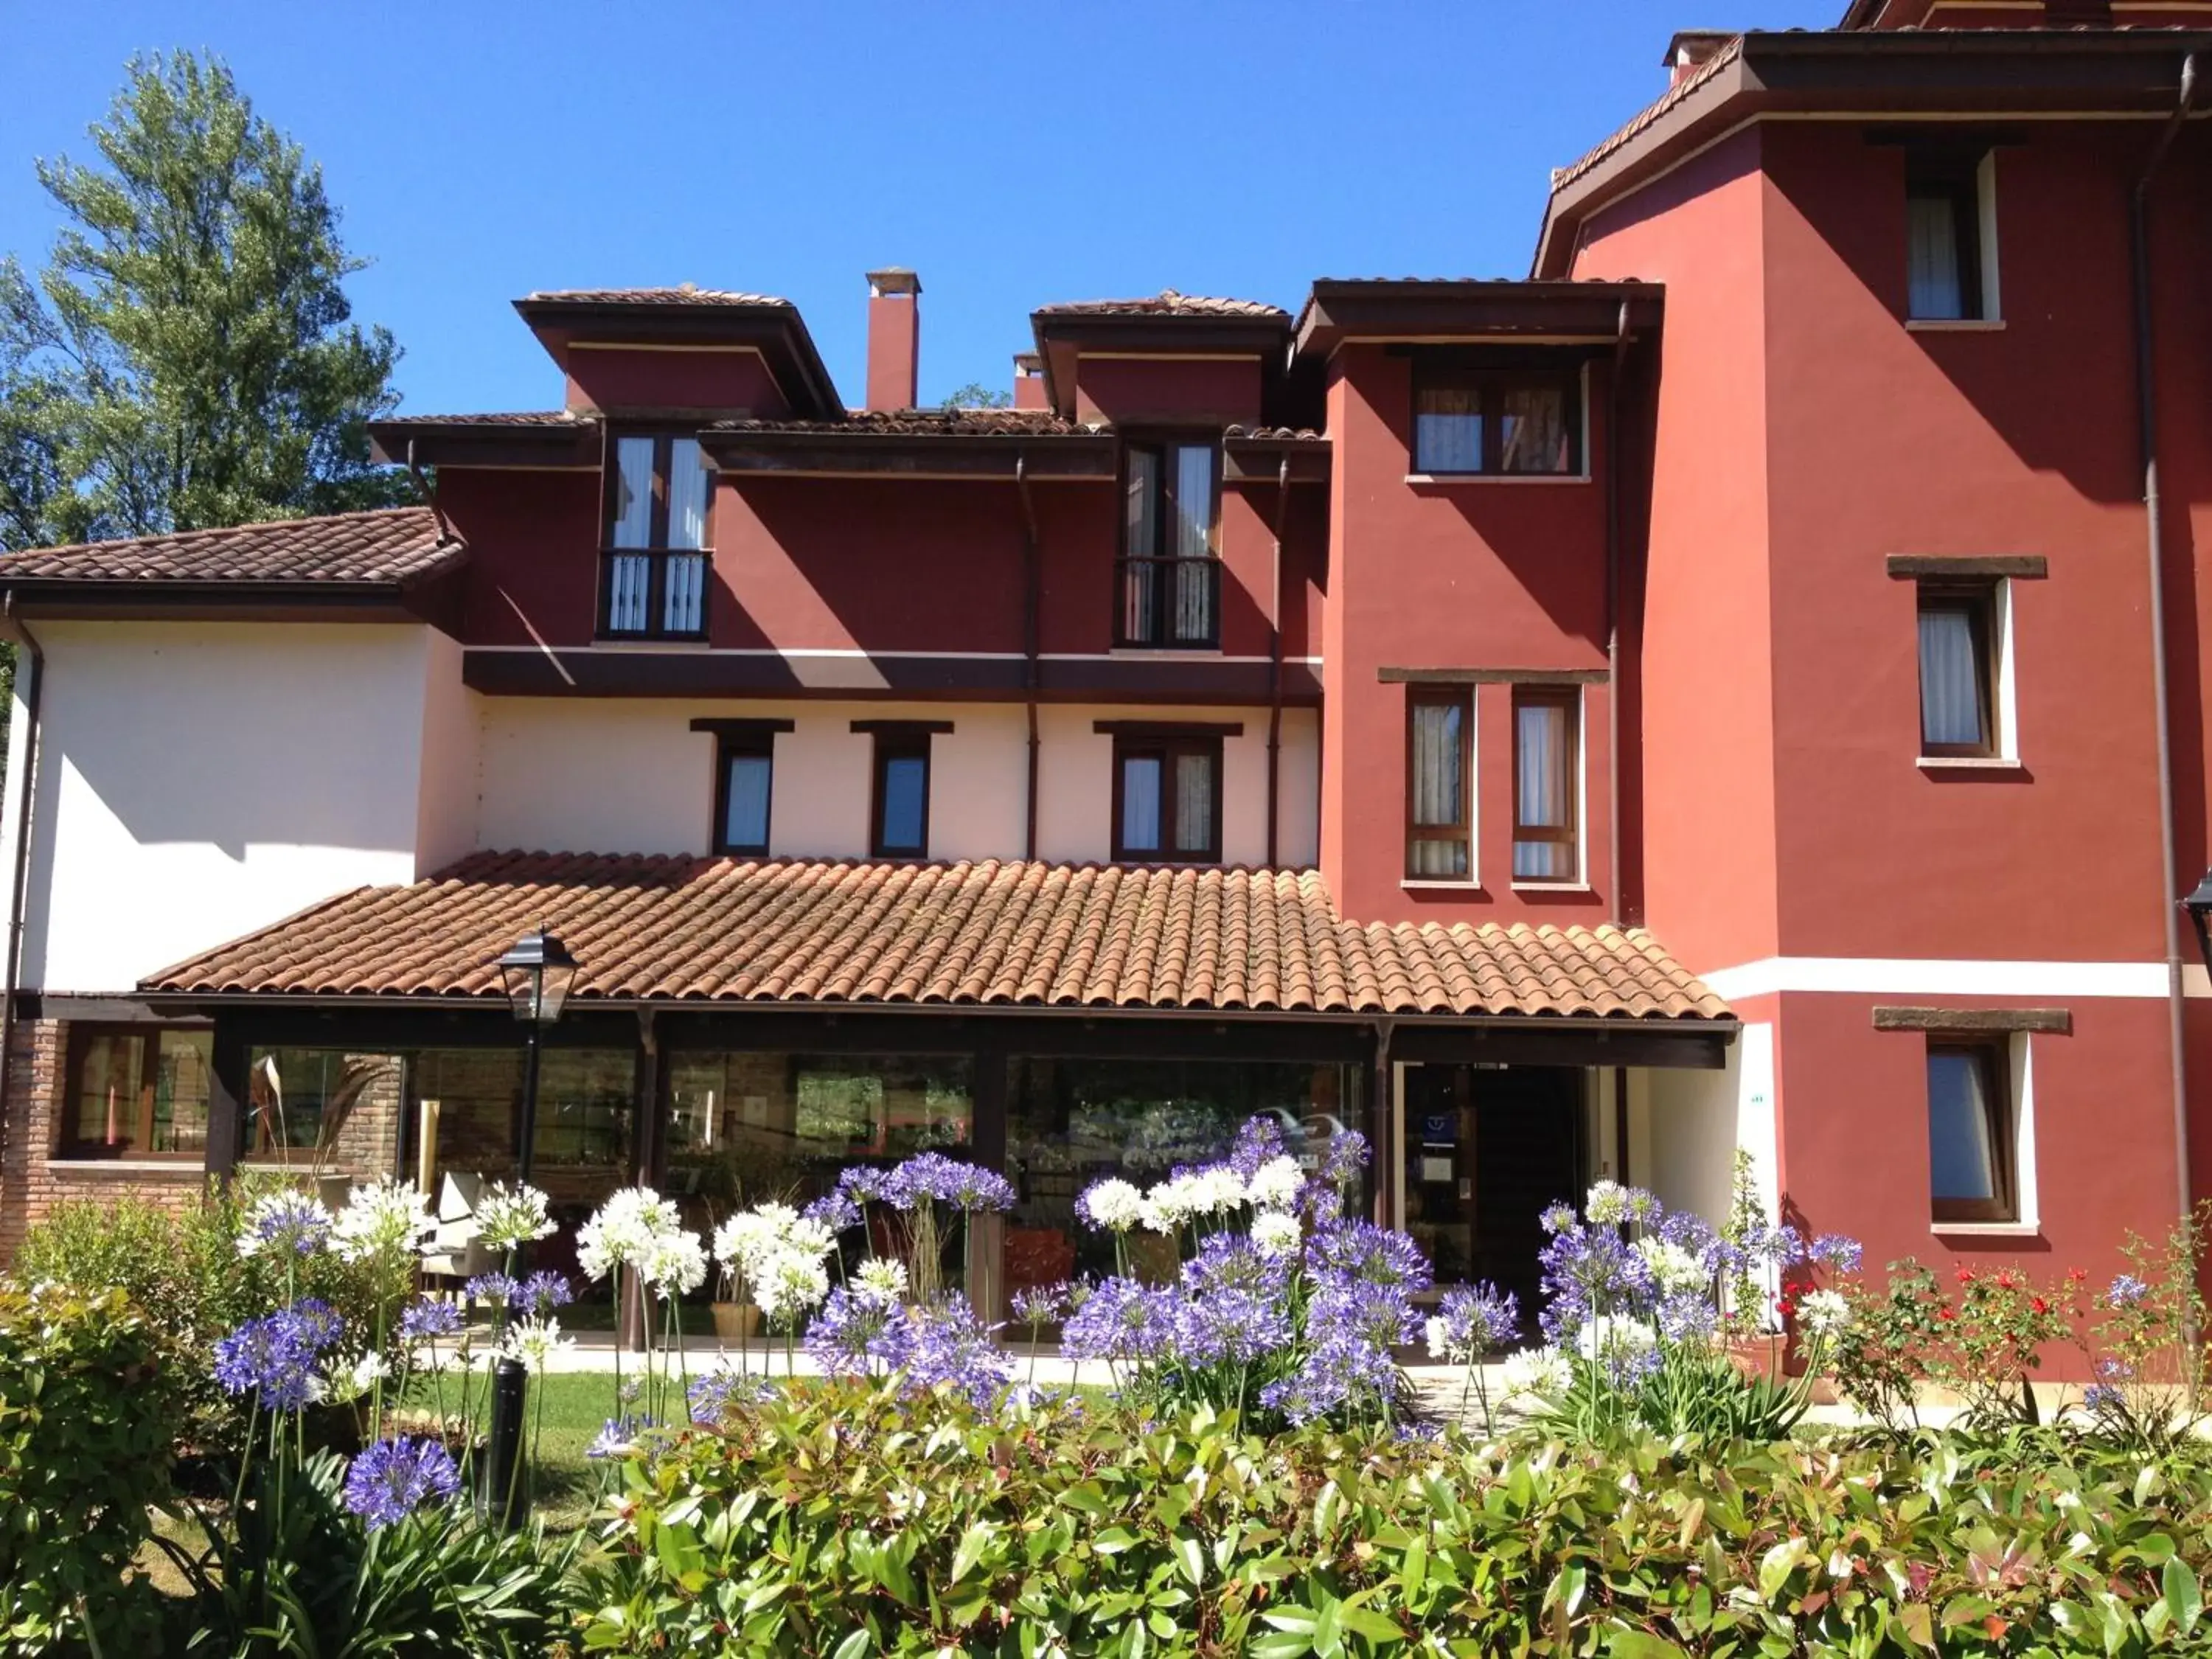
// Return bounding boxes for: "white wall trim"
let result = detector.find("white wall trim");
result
[464,645,1326,667]
[1700,955,2187,1001]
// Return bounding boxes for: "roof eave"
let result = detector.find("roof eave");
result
[698,429,1117,479]
[367,420,600,470]
[511,298,844,419]
[1293,281,1665,361]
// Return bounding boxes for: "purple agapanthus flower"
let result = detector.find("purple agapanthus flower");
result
[519,1270,574,1317]
[686,1368,773,1425]
[1060,1276,1178,1366]
[213,1299,346,1412]
[888,1152,1018,1213]
[1809,1233,1865,1274]
[1316,1130,1371,1193]
[1432,1281,1520,1355]
[2107,1273,2151,1308]
[1228,1114,1288,1179]
[398,1297,464,1341]
[1305,1221,1433,1297]
[836,1165,895,1206]
[1261,1332,1398,1427]
[1011,1282,1070,1326]
[465,1271,521,1307]
[807,1284,903,1374]
[892,1301,1012,1405]
[342,1438,459,1530]
[1309,1276,1419,1352]
[284,1298,345,1352]
[802,1189,863,1234]
[585,1416,658,1459]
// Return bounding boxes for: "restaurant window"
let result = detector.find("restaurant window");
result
[863,723,941,858]
[1512,686,1579,882]
[1118,438,1219,647]
[1906,148,1994,323]
[1111,731,1222,864]
[1406,686,1473,880]
[1917,582,2000,757]
[60,1028,212,1159]
[1928,1040,2014,1222]
[1413,368,1581,476]
[602,432,712,638]
[246,1048,405,1173]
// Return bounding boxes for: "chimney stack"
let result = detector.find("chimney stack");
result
[1663,30,1733,86]
[1013,352,1046,411]
[865,268,920,411]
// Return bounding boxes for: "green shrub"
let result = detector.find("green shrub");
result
[0,1283,181,1655]
[574,1383,2212,1655]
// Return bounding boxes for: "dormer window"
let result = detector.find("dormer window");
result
[1117,438,1220,649]
[602,433,712,638]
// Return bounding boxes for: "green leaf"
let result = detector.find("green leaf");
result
[1172,1534,1204,1587]
[1756,1538,1804,1604]
[2164,1557,2204,1635]
[830,1627,873,1659]
[1603,1630,1688,1659]
[951,1521,996,1586]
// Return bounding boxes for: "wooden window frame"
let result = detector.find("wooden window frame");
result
[1927,1037,2015,1223]
[1109,732,1224,864]
[1412,366,1583,476]
[1405,684,1474,880]
[599,429,713,641]
[1905,150,1987,322]
[693,717,793,857]
[1115,434,1222,650]
[1511,684,1581,881]
[867,726,939,859]
[57,1025,212,1161]
[1916,580,1999,758]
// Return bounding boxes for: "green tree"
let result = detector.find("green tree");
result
[940,380,1012,411]
[0,51,406,552]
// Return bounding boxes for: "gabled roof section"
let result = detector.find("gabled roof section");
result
[522,285,790,307]
[512,285,842,419]
[366,410,600,470]
[1034,291,1289,319]
[1029,291,1295,421]
[142,852,1734,1025]
[1293,278,1663,364]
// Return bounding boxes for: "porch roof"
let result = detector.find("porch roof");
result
[142,852,1733,1025]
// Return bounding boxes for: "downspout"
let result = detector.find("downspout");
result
[1016,454,1042,860]
[1266,455,1290,868]
[0,596,45,1192]
[2132,50,2199,1230]
[1607,303,1634,1186]
[404,439,454,543]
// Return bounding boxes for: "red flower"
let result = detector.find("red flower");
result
[1996,1270,2017,1290]
[1955,1267,1975,1284]
[2031,1296,2048,1315]
[1937,1306,1956,1322]
[1776,1298,1795,1318]
[2067,1267,2088,1283]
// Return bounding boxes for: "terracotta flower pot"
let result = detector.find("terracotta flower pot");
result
[711,1301,762,1341]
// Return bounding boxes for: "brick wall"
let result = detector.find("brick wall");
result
[1,1016,206,1262]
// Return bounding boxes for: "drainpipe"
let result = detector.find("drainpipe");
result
[2132,51,2198,1229]
[1266,455,1290,869]
[1607,304,1635,1187]
[1016,454,1042,860]
[0,596,45,1192]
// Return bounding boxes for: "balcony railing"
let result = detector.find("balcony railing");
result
[1116,554,1219,650]
[601,549,708,639]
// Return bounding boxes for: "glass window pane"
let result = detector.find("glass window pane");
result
[1411,700,1465,830]
[72,1034,145,1150]
[1124,448,1159,558]
[665,438,709,550]
[1174,751,1214,855]
[1410,838,1470,878]
[1517,701,1570,828]
[1172,554,1214,644]
[1919,605,1986,749]
[1928,1050,1999,1200]
[151,1031,213,1155]
[1416,386,1482,473]
[724,754,771,852]
[662,552,705,635]
[1121,756,1162,852]
[1907,192,1965,320]
[607,552,651,633]
[1171,445,1215,561]
[247,1049,405,1173]
[611,437,656,548]
[879,754,928,852]
[1500,384,1571,473]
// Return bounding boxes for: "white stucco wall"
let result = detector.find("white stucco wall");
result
[7,621,459,993]
[1634,1021,1778,1230]
[414,630,481,875]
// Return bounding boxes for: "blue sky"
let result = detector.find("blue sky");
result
[3,1,1836,414]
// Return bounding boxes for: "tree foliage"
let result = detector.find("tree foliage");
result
[0,51,406,552]
[940,380,1012,411]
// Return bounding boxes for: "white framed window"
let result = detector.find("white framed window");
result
[1907,148,2000,324]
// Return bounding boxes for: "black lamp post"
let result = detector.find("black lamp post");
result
[2184,871,2212,977]
[481,928,577,1526]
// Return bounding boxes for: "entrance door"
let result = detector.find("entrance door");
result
[1402,1065,1585,1331]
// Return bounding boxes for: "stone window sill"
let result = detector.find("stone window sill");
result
[1405,473,1591,487]
[1917,757,2028,777]
[1931,1221,2041,1239]
[49,1158,203,1175]
[1401,880,1486,895]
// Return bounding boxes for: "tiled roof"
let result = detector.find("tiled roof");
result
[1551,35,1745,192]
[371,411,588,427]
[1225,424,1326,442]
[1036,290,1289,319]
[523,286,791,307]
[0,507,460,585]
[712,409,1101,437]
[145,852,1733,1023]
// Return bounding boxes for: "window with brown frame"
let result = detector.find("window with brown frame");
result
[1413,368,1582,476]
[1927,1038,2014,1222]
[1111,733,1222,863]
[1405,686,1473,880]
[1117,438,1220,648]
[59,1027,214,1160]
[870,729,935,858]
[602,431,712,639]
[1916,582,1998,757]
[1905,148,1990,322]
[1511,686,1579,882]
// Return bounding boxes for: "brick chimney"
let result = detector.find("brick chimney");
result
[865,268,920,412]
[1663,30,1733,85]
[1013,352,1046,411]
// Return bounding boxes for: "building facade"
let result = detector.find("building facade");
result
[3,0,2208,1357]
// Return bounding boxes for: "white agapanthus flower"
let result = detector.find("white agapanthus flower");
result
[235,1189,331,1259]
[472,1181,556,1251]
[1080,1178,1146,1232]
[1143,1173,1205,1231]
[1632,1236,1708,1296]
[1424,1317,1461,1364]
[1189,1166,1247,1215]
[754,1251,830,1324]
[1501,1346,1573,1402]
[1251,1210,1302,1259]
[324,1350,391,1404]
[1797,1288,1851,1336]
[637,1228,709,1295]
[1575,1317,1657,1362]
[854,1257,908,1303]
[1245,1155,1305,1212]
[578,1186,682,1281]
[500,1316,576,1374]
[1583,1180,1631,1226]
[330,1176,436,1262]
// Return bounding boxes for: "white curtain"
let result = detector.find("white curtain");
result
[666,438,709,550]
[1172,445,1215,643]
[1174,752,1213,855]
[662,553,706,635]
[723,754,771,852]
[611,437,655,547]
[1408,700,1467,877]
[606,553,651,633]
[1918,608,1983,748]
[1416,386,1481,473]
[1907,194,1964,320]
[1500,386,1569,474]
[1123,450,1159,641]
[1513,700,1573,880]
[1121,757,1162,852]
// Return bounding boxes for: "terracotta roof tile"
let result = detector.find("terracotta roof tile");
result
[1035,290,1288,319]
[711,409,1100,437]
[1551,34,1745,192]
[0,506,460,585]
[145,852,1733,1023]
[371,411,587,427]
[524,285,791,307]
